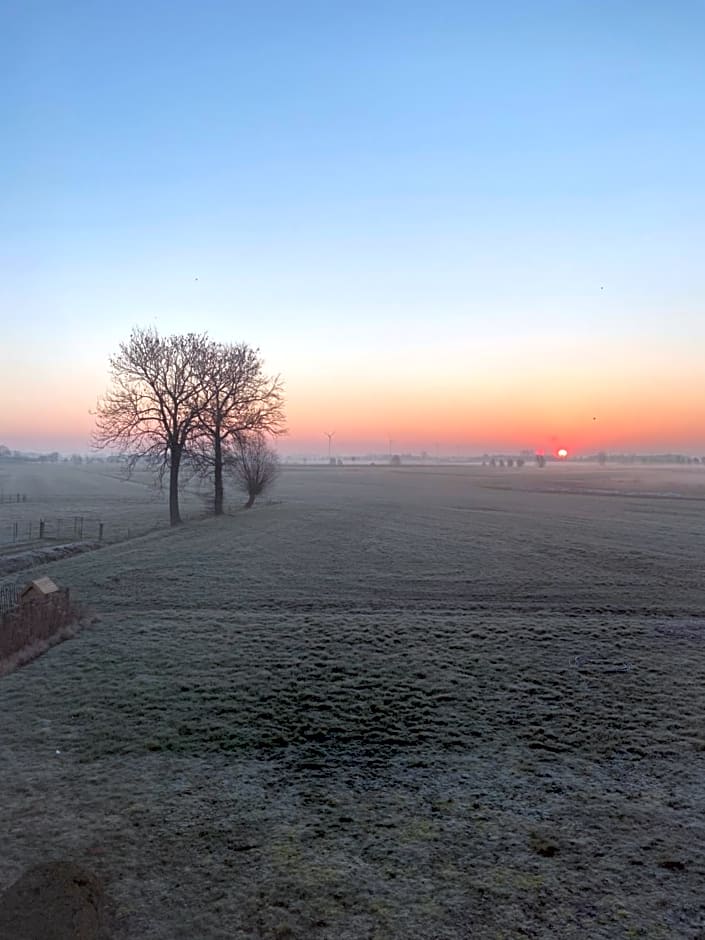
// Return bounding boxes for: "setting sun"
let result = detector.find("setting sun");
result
[557,448,569,459]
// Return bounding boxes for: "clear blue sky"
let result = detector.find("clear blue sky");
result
[2,1,704,454]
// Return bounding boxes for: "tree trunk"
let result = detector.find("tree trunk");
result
[213,430,223,516]
[169,445,182,526]
[245,492,255,508]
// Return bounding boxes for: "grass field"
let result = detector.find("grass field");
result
[1,464,705,938]
[0,461,213,547]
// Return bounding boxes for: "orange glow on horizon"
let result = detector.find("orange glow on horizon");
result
[4,390,703,456]
[2,337,704,455]
[282,368,705,455]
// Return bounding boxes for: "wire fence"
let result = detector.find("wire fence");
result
[0,583,19,615]
[0,503,217,550]
[0,587,75,669]
[0,492,28,504]
[0,516,109,547]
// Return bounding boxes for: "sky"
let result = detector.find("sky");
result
[2,0,704,457]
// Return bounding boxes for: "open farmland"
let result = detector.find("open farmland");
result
[1,464,705,938]
[0,461,212,548]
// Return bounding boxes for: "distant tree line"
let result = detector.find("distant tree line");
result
[483,456,527,468]
[93,327,285,525]
[0,447,61,463]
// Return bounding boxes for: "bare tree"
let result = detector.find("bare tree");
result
[189,342,285,515]
[93,327,212,526]
[229,433,280,508]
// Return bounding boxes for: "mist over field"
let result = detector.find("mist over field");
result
[1,461,705,938]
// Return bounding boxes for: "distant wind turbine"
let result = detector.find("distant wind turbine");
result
[324,431,335,460]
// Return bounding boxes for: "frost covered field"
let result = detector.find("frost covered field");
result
[1,464,705,939]
[0,461,211,547]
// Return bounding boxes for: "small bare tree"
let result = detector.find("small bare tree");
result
[93,327,212,526]
[229,434,280,508]
[189,342,285,515]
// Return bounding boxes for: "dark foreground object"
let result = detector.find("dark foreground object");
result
[0,861,106,940]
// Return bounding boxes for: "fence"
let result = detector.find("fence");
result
[0,492,28,504]
[0,583,18,615]
[0,587,75,667]
[0,516,106,547]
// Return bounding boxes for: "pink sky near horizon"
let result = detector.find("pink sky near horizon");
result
[2,336,704,457]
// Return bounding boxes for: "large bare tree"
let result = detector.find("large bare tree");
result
[190,342,285,515]
[93,327,212,526]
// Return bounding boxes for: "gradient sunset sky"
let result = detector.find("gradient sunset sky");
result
[2,1,704,456]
